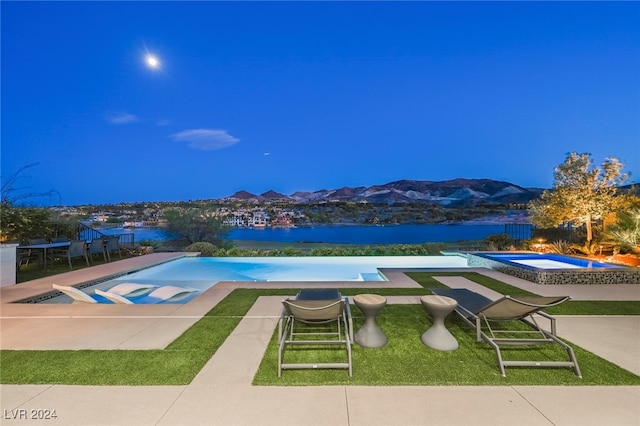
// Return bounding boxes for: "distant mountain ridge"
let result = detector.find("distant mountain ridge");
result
[225,178,545,206]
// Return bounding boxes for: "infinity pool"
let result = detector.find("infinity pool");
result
[42,255,469,304]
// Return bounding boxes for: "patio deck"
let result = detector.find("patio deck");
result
[1,254,638,425]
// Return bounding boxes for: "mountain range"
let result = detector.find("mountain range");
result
[224,178,546,206]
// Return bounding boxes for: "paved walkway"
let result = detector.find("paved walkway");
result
[1,255,639,425]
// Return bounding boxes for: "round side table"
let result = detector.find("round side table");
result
[354,294,387,348]
[420,295,459,351]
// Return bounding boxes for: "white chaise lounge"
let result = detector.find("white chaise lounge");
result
[104,283,157,297]
[96,285,197,304]
[52,284,98,304]
[94,289,134,304]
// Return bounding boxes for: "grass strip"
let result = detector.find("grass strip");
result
[254,304,640,386]
[406,272,640,315]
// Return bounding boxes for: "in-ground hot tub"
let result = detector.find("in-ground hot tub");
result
[467,252,640,285]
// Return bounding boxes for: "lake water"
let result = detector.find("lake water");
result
[226,224,506,244]
[101,224,512,244]
[99,227,178,241]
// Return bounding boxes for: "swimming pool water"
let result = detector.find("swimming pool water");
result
[43,256,469,304]
[482,253,622,269]
[124,256,467,283]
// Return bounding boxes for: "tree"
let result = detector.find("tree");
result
[0,204,53,243]
[163,208,231,246]
[1,163,66,243]
[1,163,60,205]
[528,152,629,242]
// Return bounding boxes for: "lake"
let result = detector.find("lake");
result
[226,224,508,244]
[102,224,522,245]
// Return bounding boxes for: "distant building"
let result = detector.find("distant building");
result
[249,211,269,227]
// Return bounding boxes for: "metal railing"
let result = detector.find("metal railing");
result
[504,223,583,243]
[504,224,533,242]
[76,223,135,247]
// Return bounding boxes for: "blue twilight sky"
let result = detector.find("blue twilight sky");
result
[2,1,639,206]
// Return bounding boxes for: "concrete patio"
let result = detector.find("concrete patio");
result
[1,254,639,425]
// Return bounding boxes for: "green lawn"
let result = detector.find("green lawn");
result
[2,274,639,386]
[16,253,138,283]
[406,272,640,315]
[253,304,639,386]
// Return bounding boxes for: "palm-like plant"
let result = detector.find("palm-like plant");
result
[604,208,640,253]
[549,240,572,254]
[570,240,600,256]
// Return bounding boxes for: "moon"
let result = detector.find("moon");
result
[145,54,160,69]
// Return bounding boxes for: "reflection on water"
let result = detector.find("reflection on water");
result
[98,227,177,241]
[92,224,513,244]
[226,224,507,244]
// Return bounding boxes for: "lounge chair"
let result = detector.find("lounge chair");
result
[138,285,197,303]
[278,297,353,377]
[52,284,97,304]
[280,289,354,342]
[430,288,581,377]
[94,289,134,304]
[104,283,157,297]
[97,285,197,304]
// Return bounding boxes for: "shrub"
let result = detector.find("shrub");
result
[184,242,218,257]
[139,240,160,250]
[570,240,600,256]
[549,240,572,254]
[483,233,514,251]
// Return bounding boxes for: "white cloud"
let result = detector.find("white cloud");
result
[156,119,174,126]
[106,113,139,124]
[170,129,240,151]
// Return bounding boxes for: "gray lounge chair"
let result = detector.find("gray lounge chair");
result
[278,298,352,377]
[430,288,581,377]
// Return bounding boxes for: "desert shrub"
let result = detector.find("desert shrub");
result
[139,240,160,250]
[483,233,514,251]
[570,240,600,256]
[184,242,219,257]
[549,240,572,254]
[418,243,448,255]
[604,208,640,253]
